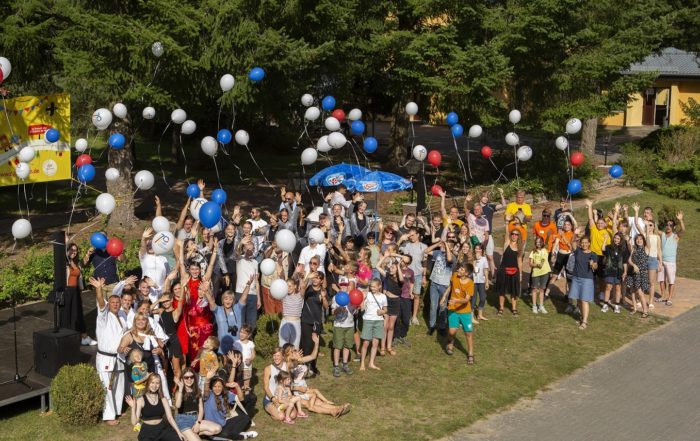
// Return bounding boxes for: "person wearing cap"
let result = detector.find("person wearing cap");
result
[504,190,532,224]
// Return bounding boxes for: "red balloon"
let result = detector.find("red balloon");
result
[349,289,364,307]
[331,109,346,123]
[106,238,124,257]
[75,154,92,168]
[570,151,585,167]
[481,145,492,159]
[427,150,441,167]
[431,184,443,196]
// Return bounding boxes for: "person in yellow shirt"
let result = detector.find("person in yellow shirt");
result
[586,199,612,299]
[439,190,464,230]
[504,190,532,224]
[439,263,475,365]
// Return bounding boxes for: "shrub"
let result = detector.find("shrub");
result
[657,126,700,163]
[0,246,54,305]
[255,313,281,358]
[51,363,105,426]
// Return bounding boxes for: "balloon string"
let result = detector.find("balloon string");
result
[156,120,172,188]
[490,157,509,183]
[68,215,102,243]
[451,135,468,195]
[179,133,189,184]
[466,139,474,181]
[300,164,314,208]
[350,137,370,169]
[66,182,84,236]
[244,143,273,188]
[347,138,362,170]
[144,59,162,90]
[422,161,431,219]
[23,181,30,220]
[217,143,250,185]
[296,121,311,149]
[217,98,223,132]
[17,179,23,217]
[212,155,223,189]
[230,100,236,131]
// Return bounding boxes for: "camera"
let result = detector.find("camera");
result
[228,325,238,335]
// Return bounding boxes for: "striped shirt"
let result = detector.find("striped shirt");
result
[283,293,304,318]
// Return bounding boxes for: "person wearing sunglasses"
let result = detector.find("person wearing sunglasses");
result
[496,228,523,316]
[659,211,685,306]
[174,367,223,441]
[64,242,97,346]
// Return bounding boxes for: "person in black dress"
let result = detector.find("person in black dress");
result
[63,242,97,346]
[496,230,523,315]
[301,271,328,377]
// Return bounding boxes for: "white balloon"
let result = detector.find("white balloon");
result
[235,130,250,145]
[405,102,418,116]
[468,125,483,138]
[301,148,318,165]
[555,136,569,151]
[113,103,127,119]
[15,162,30,179]
[505,132,520,146]
[566,118,582,135]
[209,221,222,234]
[413,145,427,161]
[92,108,113,130]
[327,132,346,149]
[301,94,314,107]
[324,117,341,132]
[304,107,321,121]
[181,120,197,135]
[308,227,325,244]
[18,147,35,163]
[171,109,187,124]
[105,167,120,182]
[95,193,116,215]
[316,135,331,153]
[259,258,277,276]
[270,279,289,300]
[75,138,88,153]
[142,106,156,120]
[152,41,164,58]
[0,57,11,81]
[152,216,170,233]
[275,229,296,253]
[189,197,208,221]
[134,170,155,190]
[152,231,175,255]
[348,108,362,121]
[220,74,235,92]
[201,136,218,156]
[509,109,522,125]
[516,145,533,162]
[12,218,31,240]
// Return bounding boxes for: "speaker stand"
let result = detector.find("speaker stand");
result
[0,297,33,389]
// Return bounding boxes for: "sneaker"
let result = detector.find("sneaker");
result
[333,366,341,377]
[565,304,574,314]
[538,305,548,314]
[614,304,621,314]
[81,336,98,346]
[353,353,361,362]
[411,317,420,326]
[427,327,435,336]
[601,303,609,313]
[544,288,551,298]
[241,431,258,439]
[341,364,353,375]
[649,303,655,309]
[395,336,405,345]
[532,305,539,314]
[665,300,673,306]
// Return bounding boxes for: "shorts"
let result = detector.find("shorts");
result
[413,271,424,295]
[647,256,659,271]
[605,276,621,285]
[332,326,355,349]
[485,237,495,257]
[447,311,473,332]
[263,396,273,408]
[658,261,676,284]
[569,276,594,302]
[175,413,197,431]
[386,297,400,316]
[552,252,570,274]
[360,319,384,340]
[530,274,549,290]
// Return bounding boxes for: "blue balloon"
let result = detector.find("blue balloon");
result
[186,183,200,198]
[351,120,365,136]
[217,129,232,145]
[321,96,336,111]
[363,137,378,153]
[108,133,126,149]
[90,232,108,250]
[609,165,623,178]
[211,188,227,205]
[446,112,459,127]
[451,123,464,137]
[77,164,96,183]
[248,67,265,82]
[335,291,349,307]
[45,128,60,143]
[567,179,582,195]
[199,201,222,228]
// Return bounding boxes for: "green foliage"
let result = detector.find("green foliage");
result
[681,97,700,126]
[51,363,105,426]
[0,247,54,305]
[387,193,413,215]
[254,313,281,358]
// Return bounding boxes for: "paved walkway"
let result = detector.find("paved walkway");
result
[443,305,700,441]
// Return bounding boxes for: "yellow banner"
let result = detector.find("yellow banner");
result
[0,93,71,186]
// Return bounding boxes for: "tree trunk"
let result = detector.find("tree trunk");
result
[581,118,598,160]
[107,121,135,230]
[389,100,408,169]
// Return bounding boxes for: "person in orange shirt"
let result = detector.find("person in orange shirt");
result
[439,263,475,365]
[506,215,527,248]
[548,218,576,298]
[533,209,558,253]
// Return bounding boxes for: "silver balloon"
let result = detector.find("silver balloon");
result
[151,41,164,58]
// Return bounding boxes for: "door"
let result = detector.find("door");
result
[642,88,656,126]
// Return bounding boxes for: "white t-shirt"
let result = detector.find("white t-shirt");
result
[234,340,256,368]
[362,292,387,321]
[235,257,259,295]
[140,254,170,289]
[331,298,356,328]
[248,218,268,250]
[299,244,327,274]
[627,216,646,239]
[473,256,489,284]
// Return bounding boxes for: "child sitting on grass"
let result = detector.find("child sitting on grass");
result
[274,371,306,424]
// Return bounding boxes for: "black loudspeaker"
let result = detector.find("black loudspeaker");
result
[33,328,81,378]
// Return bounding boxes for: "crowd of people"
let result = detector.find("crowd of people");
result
[58,181,685,440]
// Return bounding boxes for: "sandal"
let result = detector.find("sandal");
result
[379,349,386,356]
[578,321,588,330]
[387,348,396,356]
[512,309,519,316]
[467,354,475,365]
[497,309,504,316]
[641,312,649,319]
[445,345,454,356]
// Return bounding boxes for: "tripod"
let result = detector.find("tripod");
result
[0,294,33,389]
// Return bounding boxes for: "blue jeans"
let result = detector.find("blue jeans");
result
[429,281,448,329]
[235,293,259,331]
[472,283,487,311]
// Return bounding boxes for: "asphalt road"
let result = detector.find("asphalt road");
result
[444,306,700,441]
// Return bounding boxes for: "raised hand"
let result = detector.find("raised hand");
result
[632,202,640,212]
[676,211,683,221]
[125,395,135,408]
[89,277,105,288]
[197,179,205,192]
[142,227,154,239]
